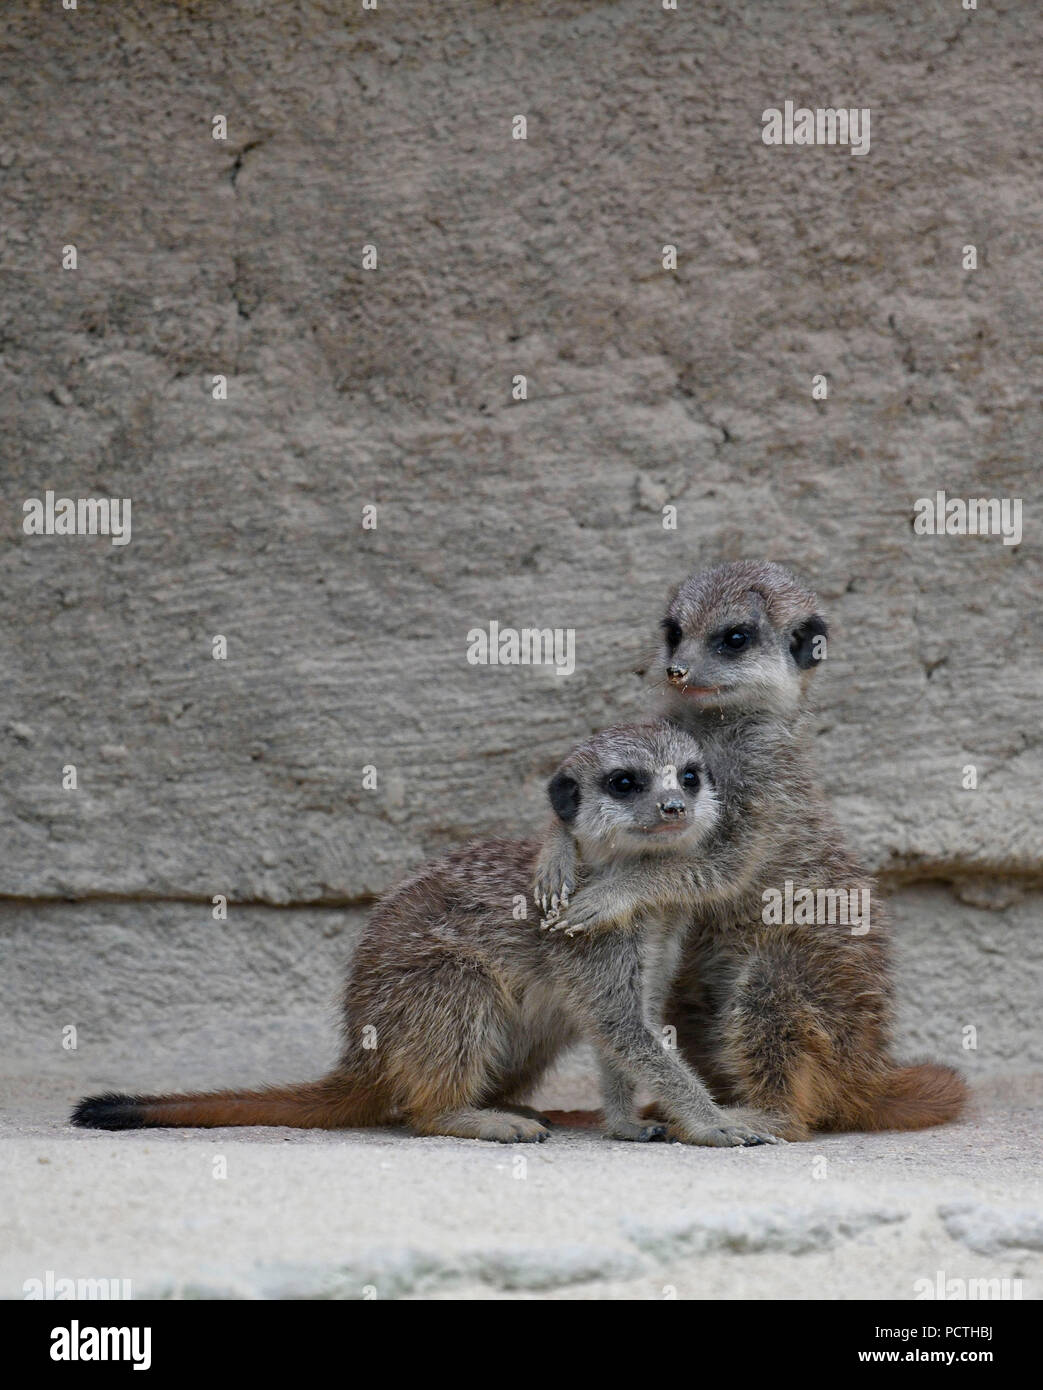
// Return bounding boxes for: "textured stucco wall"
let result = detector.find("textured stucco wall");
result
[1,1,1039,1082]
[3,887,1039,1096]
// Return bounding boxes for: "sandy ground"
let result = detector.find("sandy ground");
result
[1,1073,1040,1301]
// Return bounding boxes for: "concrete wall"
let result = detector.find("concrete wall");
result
[2,0,1039,1089]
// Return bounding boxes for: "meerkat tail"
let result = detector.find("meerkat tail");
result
[859,1062,969,1132]
[538,1108,604,1130]
[71,1071,383,1131]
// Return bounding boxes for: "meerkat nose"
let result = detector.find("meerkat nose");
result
[666,665,689,682]
[657,798,686,819]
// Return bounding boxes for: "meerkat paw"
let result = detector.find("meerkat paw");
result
[532,846,577,922]
[714,1105,792,1142]
[673,1108,785,1147]
[538,899,565,930]
[676,1123,777,1148]
[503,1104,554,1127]
[414,1108,551,1143]
[605,1119,668,1142]
[534,878,574,925]
[481,1113,550,1143]
[542,889,625,934]
[546,896,620,937]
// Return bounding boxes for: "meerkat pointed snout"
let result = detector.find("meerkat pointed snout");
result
[653,559,829,718]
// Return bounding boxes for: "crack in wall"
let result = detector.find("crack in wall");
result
[226,136,270,365]
[1,868,1039,914]
[0,892,377,912]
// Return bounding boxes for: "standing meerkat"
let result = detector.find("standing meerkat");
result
[73,723,782,1147]
[540,561,967,1141]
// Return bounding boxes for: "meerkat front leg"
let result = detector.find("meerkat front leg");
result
[547,856,727,938]
[597,1056,668,1141]
[547,884,630,936]
[532,819,579,925]
[545,868,651,936]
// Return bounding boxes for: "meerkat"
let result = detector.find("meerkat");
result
[72,722,782,1147]
[539,561,967,1141]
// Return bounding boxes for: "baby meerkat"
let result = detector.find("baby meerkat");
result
[654,561,966,1137]
[547,560,967,1140]
[73,722,781,1148]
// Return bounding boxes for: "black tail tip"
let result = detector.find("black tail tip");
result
[71,1093,146,1130]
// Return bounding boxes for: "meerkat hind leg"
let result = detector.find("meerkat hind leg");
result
[389,955,551,1143]
[717,950,837,1142]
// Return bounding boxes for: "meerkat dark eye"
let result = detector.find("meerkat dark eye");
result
[680,766,701,790]
[604,769,643,798]
[661,617,683,653]
[717,627,752,653]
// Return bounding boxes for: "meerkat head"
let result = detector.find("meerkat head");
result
[651,560,828,719]
[546,722,720,862]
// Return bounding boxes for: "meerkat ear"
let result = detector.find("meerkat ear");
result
[547,771,581,823]
[789,615,829,669]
